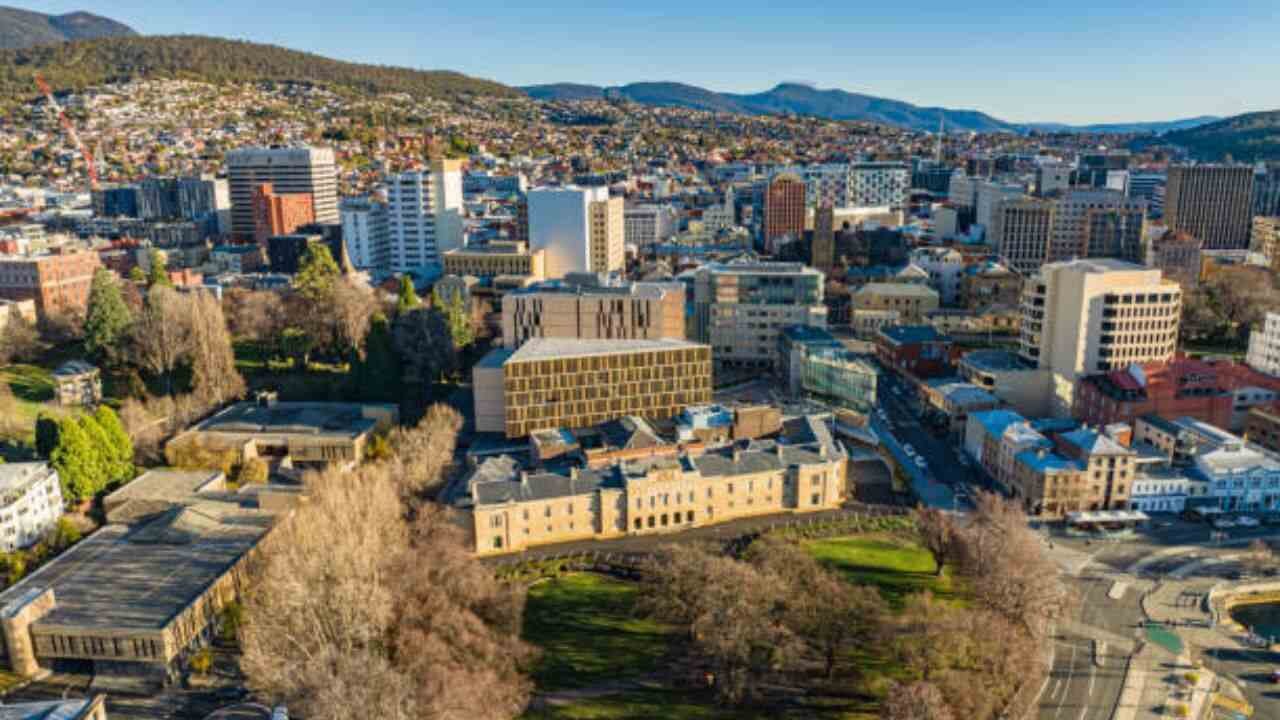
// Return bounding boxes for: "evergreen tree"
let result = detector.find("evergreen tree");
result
[350,313,402,401]
[49,416,106,503]
[83,268,133,364]
[92,405,135,485]
[128,266,146,284]
[34,414,60,459]
[446,290,474,350]
[294,244,341,303]
[146,248,173,288]
[395,275,421,314]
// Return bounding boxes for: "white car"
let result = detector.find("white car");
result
[1238,516,1260,527]
[915,456,928,469]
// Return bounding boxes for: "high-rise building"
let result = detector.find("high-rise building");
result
[1164,164,1255,250]
[340,197,390,272]
[812,206,835,274]
[623,204,676,247]
[501,277,685,349]
[139,177,181,220]
[1253,163,1280,218]
[692,261,827,369]
[847,162,910,209]
[226,146,338,242]
[177,176,229,224]
[763,174,806,249]
[92,186,140,218]
[386,159,465,272]
[528,185,611,279]
[1063,190,1146,262]
[975,180,1027,230]
[990,197,1053,274]
[1076,152,1131,188]
[589,194,625,274]
[1034,162,1071,197]
[1019,259,1181,413]
[251,183,314,246]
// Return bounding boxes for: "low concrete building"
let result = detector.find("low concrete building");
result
[852,282,940,324]
[922,379,1003,437]
[0,463,64,552]
[777,325,844,397]
[53,361,101,407]
[958,349,1053,418]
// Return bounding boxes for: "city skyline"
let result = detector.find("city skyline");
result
[18,0,1280,126]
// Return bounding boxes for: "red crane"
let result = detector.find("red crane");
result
[34,74,99,192]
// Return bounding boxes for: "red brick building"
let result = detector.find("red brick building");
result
[0,249,101,319]
[1074,356,1280,432]
[874,325,962,380]
[763,173,805,252]
[252,183,315,246]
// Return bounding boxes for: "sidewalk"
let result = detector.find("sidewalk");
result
[1112,643,1215,720]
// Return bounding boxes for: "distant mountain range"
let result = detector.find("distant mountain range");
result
[0,6,136,49]
[1152,111,1280,161]
[523,81,1220,135]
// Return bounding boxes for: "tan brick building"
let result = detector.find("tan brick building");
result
[0,250,101,320]
[501,279,685,349]
[851,282,940,324]
[473,338,712,438]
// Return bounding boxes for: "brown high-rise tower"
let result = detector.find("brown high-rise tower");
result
[812,205,835,273]
[764,173,806,251]
[1165,164,1254,250]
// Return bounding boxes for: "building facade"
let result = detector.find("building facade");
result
[0,250,101,319]
[1247,311,1280,377]
[623,204,676,247]
[443,242,545,281]
[852,283,940,324]
[1251,216,1280,271]
[386,160,465,272]
[473,339,713,438]
[989,196,1053,274]
[528,186,609,280]
[251,183,314,246]
[0,463,64,552]
[763,174,806,249]
[1164,164,1255,250]
[691,262,827,369]
[226,146,338,242]
[588,194,625,274]
[501,279,685,349]
[339,197,390,272]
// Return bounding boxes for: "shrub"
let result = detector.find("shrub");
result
[190,646,213,675]
[236,457,269,485]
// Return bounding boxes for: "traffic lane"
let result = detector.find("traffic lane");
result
[1036,635,1124,720]
[869,413,956,509]
[876,385,978,499]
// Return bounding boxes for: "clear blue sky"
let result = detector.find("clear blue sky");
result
[20,0,1280,125]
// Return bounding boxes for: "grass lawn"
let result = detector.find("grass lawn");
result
[523,574,675,692]
[804,534,953,607]
[0,364,54,444]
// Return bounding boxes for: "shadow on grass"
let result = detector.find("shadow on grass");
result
[804,535,954,607]
[3,364,53,403]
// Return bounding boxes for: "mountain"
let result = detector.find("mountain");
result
[0,6,136,49]
[0,35,520,103]
[523,81,1222,135]
[1155,111,1280,161]
[525,81,1013,132]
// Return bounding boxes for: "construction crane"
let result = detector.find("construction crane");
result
[34,74,99,192]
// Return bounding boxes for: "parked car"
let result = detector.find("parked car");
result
[1213,517,1237,529]
[1238,516,1260,527]
[903,444,916,457]
[915,456,928,469]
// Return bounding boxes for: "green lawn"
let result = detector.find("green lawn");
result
[523,574,676,691]
[0,364,54,444]
[804,534,953,607]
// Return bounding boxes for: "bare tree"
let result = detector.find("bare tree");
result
[385,403,463,500]
[223,288,286,352]
[130,287,194,395]
[329,279,380,360]
[883,681,954,720]
[914,506,959,576]
[189,291,246,407]
[0,311,41,364]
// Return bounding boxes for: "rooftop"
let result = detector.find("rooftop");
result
[972,409,1026,437]
[52,360,96,378]
[506,338,707,364]
[1059,428,1132,456]
[103,469,224,507]
[192,400,392,438]
[0,697,103,720]
[878,325,950,345]
[1015,448,1084,474]
[961,349,1036,373]
[857,282,940,298]
[780,325,841,346]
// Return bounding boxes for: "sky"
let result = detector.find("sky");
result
[19,0,1280,125]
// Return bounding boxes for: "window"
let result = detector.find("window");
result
[811,493,820,505]
[493,536,503,549]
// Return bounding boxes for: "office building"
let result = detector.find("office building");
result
[226,146,338,242]
[443,241,545,281]
[501,277,684,349]
[847,162,910,209]
[1058,190,1146,262]
[527,186,619,279]
[1251,216,1280,271]
[251,183,314,246]
[1164,164,1254,250]
[339,197,390,272]
[92,186,140,218]
[0,463,64,552]
[0,250,101,319]
[623,204,676,247]
[990,197,1053,274]
[777,325,845,397]
[1035,162,1071,197]
[387,159,465,272]
[763,174,806,249]
[691,262,827,369]
[1247,312,1280,378]
[457,414,845,555]
[975,180,1026,230]
[1253,163,1280,218]
[589,193,625,274]
[1077,152,1131,188]
[1019,259,1181,414]
[473,338,713,438]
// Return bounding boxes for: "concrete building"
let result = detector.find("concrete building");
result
[472,338,713,438]
[800,347,878,413]
[0,250,101,320]
[339,197,390,272]
[0,463,64,552]
[1055,190,1145,262]
[1250,216,1280,271]
[989,196,1053,274]
[386,160,465,271]
[226,146,338,242]
[1035,162,1071,196]
[776,325,845,398]
[528,186,611,279]
[251,183,314,246]
[456,414,846,555]
[1164,164,1255,250]
[1244,407,1280,455]
[1143,226,1202,288]
[501,277,684,349]
[763,174,806,250]
[852,283,940,324]
[811,206,835,274]
[960,261,1023,310]
[1247,311,1280,377]
[589,193,625,274]
[1019,259,1181,414]
[443,241,545,281]
[53,360,101,406]
[623,204,676,247]
[167,395,399,469]
[975,180,1027,231]
[691,262,827,370]
[958,350,1054,418]
[909,246,965,306]
[848,162,910,209]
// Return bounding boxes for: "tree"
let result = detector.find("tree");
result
[396,275,421,314]
[384,403,462,499]
[146,247,172,288]
[223,288,286,352]
[130,286,194,395]
[236,457,269,485]
[49,415,107,504]
[329,280,379,360]
[188,291,245,406]
[350,313,402,401]
[883,681,954,720]
[34,414,60,458]
[294,243,341,303]
[128,265,146,284]
[391,307,456,384]
[915,506,959,576]
[239,464,533,720]
[91,405,134,485]
[0,312,41,365]
[83,268,133,365]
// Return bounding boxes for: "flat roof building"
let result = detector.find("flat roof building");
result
[226,146,338,243]
[692,261,827,370]
[501,276,684,349]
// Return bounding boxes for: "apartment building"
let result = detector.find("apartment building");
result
[0,463,64,552]
[226,146,338,242]
[386,160,465,272]
[763,174,806,249]
[251,183,314,246]
[691,262,827,370]
[848,162,910,209]
[989,196,1053,274]
[589,194,625,274]
[501,277,684,349]
[473,338,713,438]
[1019,259,1181,415]
[460,414,845,555]
[624,204,676,247]
[340,197,390,272]
[443,241,546,281]
[1247,312,1280,377]
[1164,164,1255,250]
[1251,216,1280,271]
[0,250,101,319]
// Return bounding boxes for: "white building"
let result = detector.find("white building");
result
[624,204,676,247]
[225,146,338,241]
[0,463,64,552]
[909,246,966,306]
[340,197,390,272]
[386,159,465,272]
[848,162,910,210]
[528,186,623,279]
[976,180,1027,230]
[1247,312,1280,377]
